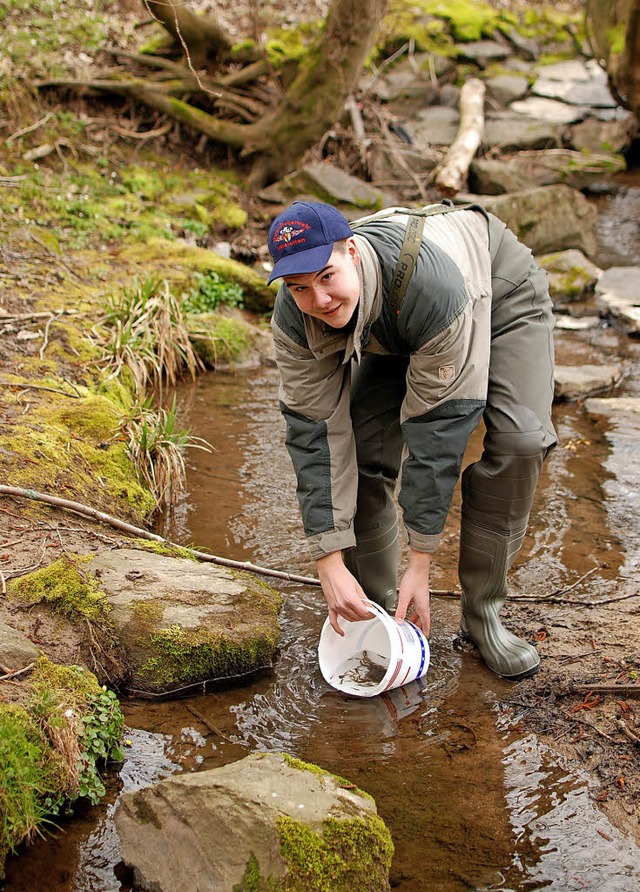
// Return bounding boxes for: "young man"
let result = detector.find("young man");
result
[268,200,556,680]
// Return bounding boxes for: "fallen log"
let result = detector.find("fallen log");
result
[434,77,485,197]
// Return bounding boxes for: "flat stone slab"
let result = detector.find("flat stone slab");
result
[584,397,640,417]
[510,97,590,125]
[554,364,622,401]
[405,106,460,147]
[595,267,640,334]
[472,185,598,257]
[87,548,282,695]
[483,111,560,151]
[554,315,602,331]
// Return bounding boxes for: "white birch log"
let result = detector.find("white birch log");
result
[434,77,486,196]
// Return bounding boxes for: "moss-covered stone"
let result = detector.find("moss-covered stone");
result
[189,312,258,366]
[119,239,274,313]
[7,555,110,622]
[139,622,279,690]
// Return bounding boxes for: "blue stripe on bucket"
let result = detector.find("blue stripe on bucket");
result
[407,621,427,678]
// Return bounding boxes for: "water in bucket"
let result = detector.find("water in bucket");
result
[318,600,430,697]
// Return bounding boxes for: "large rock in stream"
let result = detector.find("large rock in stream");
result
[468,185,598,257]
[88,548,282,696]
[595,267,640,334]
[115,752,394,892]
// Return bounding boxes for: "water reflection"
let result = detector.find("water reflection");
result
[503,735,640,891]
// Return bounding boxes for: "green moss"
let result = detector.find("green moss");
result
[131,599,164,624]
[0,657,124,875]
[277,814,394,892]
[234,855,278,892]
[189,313,257,367]
[282,755,372,800]
[118,239,273,314]
[7,555,109,622]
[140,623,279,689]
[128,538,198,561]
[0,391,156,518]
[0,703,67,876]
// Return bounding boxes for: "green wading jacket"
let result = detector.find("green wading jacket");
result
[271,206,512,561]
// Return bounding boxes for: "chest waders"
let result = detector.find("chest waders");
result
[346,204,552,681]
[342,202,462,614]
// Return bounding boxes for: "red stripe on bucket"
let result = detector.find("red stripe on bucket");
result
[385,659,403,690]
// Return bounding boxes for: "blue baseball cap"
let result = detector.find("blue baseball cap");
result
[267,201,353,285]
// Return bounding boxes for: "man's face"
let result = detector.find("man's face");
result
[283,239,361,328]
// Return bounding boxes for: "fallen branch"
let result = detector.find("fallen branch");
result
[0,662,35,682]
[0,381,81,399]
[573,683,640,697]
[0,484,321,587]
[1,485,636,609]
[434,77,485,196]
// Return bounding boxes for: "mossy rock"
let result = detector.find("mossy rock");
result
[119,239,275,314]
[85,548,282,695]
[115,752,393,891]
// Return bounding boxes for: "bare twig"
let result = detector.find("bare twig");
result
[0,310,79,322]
[6,111,56,144]
[0,381,81,399]
[565,712,616,742]
[39,312,61,360]
[616,719,640,743]
[0,485,321,586]
[573,684,640,697]
[0,662,35,682]
[184,703,238,744]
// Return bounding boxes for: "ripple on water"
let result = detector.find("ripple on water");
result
[503,734,640,890]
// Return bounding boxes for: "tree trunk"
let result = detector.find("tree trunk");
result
[241,0,389,184]
[39,0,389,187]
[144,0,231,65]
[586,0,640,121]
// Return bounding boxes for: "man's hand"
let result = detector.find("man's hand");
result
[395,550,431,637]
[316,551,373,635]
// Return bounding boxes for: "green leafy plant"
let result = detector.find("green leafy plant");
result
[0,661,125,873]
[77,687,125,803]
[183,271,244,314]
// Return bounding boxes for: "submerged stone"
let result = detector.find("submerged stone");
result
[554,364,622,401]
[595,267,640,334]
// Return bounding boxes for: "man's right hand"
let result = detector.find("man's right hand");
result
[316,551,373,635]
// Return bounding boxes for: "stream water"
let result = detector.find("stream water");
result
[4,177,640,891]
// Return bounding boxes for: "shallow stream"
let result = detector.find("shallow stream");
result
[4,179,640,891]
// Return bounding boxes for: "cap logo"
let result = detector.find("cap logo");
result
[272,220,310,252]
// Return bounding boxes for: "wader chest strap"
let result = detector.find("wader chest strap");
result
[354,199,466,318]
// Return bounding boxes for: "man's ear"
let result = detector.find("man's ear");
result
[347,237,361,265]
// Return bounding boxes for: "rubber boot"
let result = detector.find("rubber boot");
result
[343,522,399,614]
[458,521,540,680]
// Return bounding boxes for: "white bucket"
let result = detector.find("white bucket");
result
[318,600,430,698]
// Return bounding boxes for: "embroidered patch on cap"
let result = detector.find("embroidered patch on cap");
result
[271,220,310,252]
[438,365,455,381]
